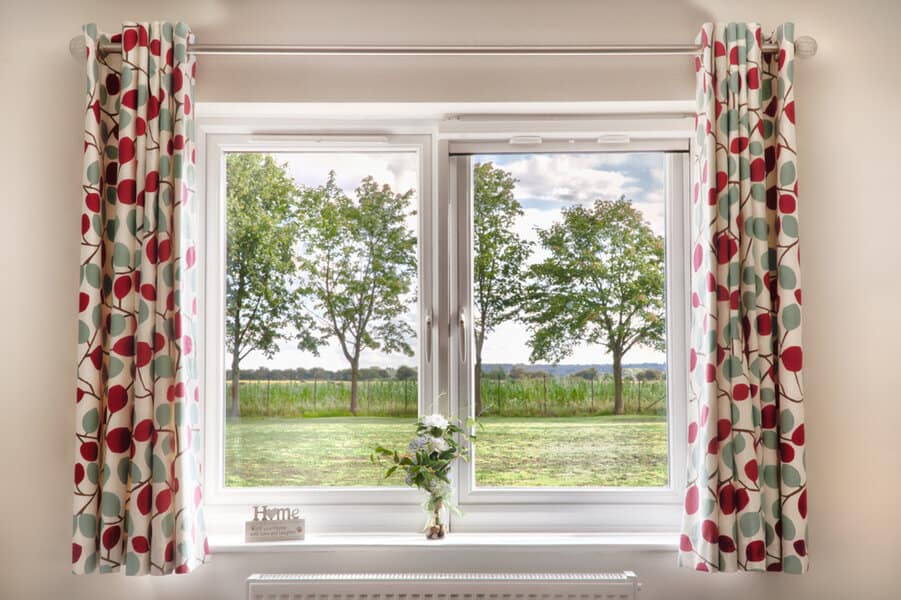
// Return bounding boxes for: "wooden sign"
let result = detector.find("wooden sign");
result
[245,505,305,542]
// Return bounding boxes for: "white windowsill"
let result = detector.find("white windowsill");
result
[209,532,680,553]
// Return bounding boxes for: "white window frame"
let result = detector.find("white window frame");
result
[196,107,692,535]
[445,139,690,532]
[199,127,437,533]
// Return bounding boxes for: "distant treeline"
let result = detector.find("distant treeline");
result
[230,363,666,382]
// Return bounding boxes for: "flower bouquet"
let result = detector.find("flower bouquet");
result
[372,414,474,539]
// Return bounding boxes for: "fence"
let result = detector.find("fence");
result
[477,373,665,417]
[229,375,666,418]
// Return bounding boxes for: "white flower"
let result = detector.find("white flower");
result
[408,436,430,453]
[420,414,449,430]
[426,436,449,453]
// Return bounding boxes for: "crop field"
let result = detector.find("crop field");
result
[224,415,668,488]
[227,377,667,418]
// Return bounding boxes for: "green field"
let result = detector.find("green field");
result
[228,377,666,418]
[225,416,668,488]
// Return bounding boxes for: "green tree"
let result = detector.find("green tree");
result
[472,163,531,416]
[636,368,661,382]
[395,365,417,381]
[525,197,665,415]
[225,153,301,418]
[296,173,417,415]
[572,367,600,380]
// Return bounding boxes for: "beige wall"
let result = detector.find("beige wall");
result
[1,1,899,598]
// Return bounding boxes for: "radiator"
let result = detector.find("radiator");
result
[246,573,641,600]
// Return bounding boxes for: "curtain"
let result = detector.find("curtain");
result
[679,23,808,573]
[72,22,208,575]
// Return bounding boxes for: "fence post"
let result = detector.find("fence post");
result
[591,376,595,413]
[496,372,501,416]
[542,374,547,416]
[638,380,642,414]
[313,378,317,412]
[266,374,271,417]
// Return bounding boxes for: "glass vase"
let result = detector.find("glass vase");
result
[425,496,447,539]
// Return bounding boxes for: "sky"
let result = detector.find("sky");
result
[237,150,667,371]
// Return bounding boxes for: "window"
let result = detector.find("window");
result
[200,111,690,533]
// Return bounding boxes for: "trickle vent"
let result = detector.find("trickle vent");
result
[247,573,641,600]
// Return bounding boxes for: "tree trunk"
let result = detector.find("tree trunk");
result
[229,352,241,419]
[349,360,360,415]
[474,358,483,417]
[612,351,624,415]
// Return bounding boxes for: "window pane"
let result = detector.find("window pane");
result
[470,153,669,487]
[224,151,420,487]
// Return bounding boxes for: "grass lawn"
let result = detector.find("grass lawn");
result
[225,416,668,488]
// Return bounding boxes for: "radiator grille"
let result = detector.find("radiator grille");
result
[247,573,640,600]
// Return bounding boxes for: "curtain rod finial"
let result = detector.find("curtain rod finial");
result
[69,35,85,62]
[795,35,818,59]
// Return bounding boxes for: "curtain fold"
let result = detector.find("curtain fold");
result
[72,22,208,575]
[679,22,808,573]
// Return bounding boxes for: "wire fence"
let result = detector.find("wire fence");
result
[228,375,666,418]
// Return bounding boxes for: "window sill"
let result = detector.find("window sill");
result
[209,532,679,553]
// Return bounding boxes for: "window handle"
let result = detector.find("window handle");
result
[425,311,433,365]
[458,308,467,364]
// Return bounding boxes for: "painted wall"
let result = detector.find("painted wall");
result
[1,1,899,598]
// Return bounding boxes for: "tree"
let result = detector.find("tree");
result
[296,172,417,415]
[524,197,665,415]
[472,163,531,416]
[636,368,661,382]
[225,153,302,418]
[572,367,600,380]
[395,365,417,381]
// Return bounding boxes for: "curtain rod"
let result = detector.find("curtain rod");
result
[68,37,819,60]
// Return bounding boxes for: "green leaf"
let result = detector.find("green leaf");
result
[782,464,802,487]
[781,515,796,540]
[78,320,91,344]
[782,304,801,330]
[82,408,99,433]
[780,409,795,433]
[780,162,796,186]
[739,512,761,537]
[783,555,804,573]
[763,465,779,488]
[778,265,797,289]
[83,263,101,288]
[154,356,173,378]
[101,491,121,516]
[86,161,100,185]
[125,552,141,575]
[79,514,97,538]
[109,314,126,337]
[108,355,124,379]
[781,215,799,237]
[155,403,172,427]
[152,454,168,482]
[723,356,743,379]
[113,242,131,268]
[161,513,174,537]
[117,457,130,485]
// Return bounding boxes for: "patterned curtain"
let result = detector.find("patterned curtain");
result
[679,23,808,573]
[72,22,208,575]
